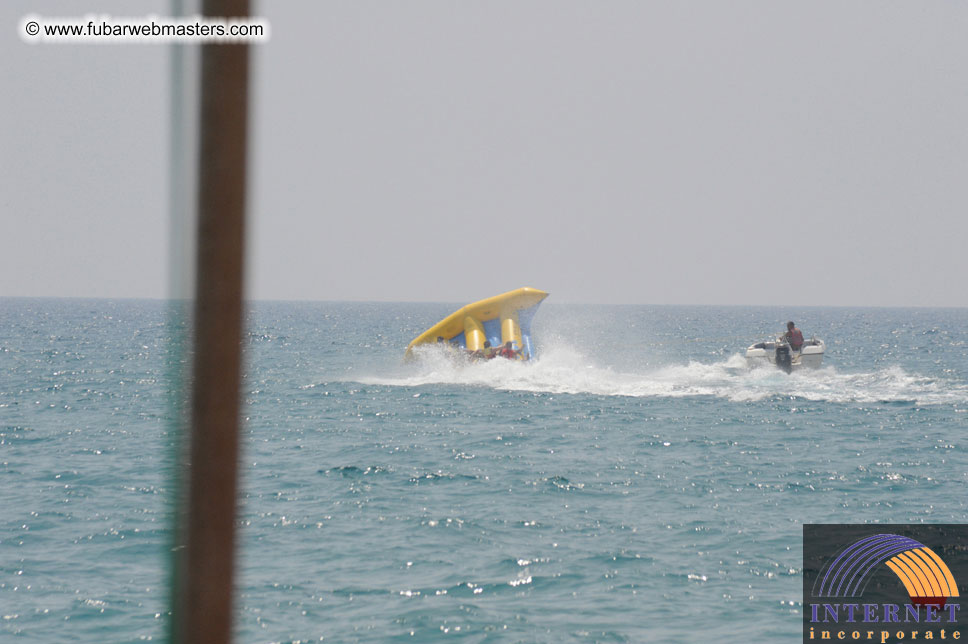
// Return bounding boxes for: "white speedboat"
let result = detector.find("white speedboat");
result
[745,336,825,373]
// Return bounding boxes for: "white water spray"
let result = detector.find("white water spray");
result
[358,344,968,406]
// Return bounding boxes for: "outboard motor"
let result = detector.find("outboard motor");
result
[775,344,792,374]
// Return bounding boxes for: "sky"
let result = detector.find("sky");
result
[3,1,967,306]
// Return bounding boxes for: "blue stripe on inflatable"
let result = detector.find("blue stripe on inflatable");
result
[451,332,466,350]
[518,302,540,329]
[521,336,534,360]
[518,303,541,360]
[482,318,502,348]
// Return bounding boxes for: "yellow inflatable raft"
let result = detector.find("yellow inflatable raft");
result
[405,287,548,361]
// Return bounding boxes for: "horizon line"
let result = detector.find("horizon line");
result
[1,294,966,310]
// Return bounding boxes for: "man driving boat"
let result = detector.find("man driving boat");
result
[783,321,804,352]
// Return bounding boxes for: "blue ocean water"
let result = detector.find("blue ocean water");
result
[1,298,967,642]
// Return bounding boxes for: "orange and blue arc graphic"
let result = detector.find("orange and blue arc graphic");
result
[816,534,959,606]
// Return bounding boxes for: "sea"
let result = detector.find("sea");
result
[1,298,967,643]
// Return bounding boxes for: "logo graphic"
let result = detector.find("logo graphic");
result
[815,534,959,608]
[803,525,967,644]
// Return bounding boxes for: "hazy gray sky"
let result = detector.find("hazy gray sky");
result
[4,2,967,306]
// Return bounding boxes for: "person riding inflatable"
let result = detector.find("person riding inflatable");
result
[497,341,520,359]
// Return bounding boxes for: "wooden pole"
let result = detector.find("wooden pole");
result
[175,1,249,642]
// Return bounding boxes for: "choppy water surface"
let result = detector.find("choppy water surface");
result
[1,299,966,642]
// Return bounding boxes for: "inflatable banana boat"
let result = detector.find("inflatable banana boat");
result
[405,287,548,361]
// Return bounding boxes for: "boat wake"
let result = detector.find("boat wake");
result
[357,345,968,406]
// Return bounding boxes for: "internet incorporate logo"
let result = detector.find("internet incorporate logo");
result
[803,526,966,644]
[816,534,959,608]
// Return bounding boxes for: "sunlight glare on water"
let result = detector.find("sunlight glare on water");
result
[1,300,966,642]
